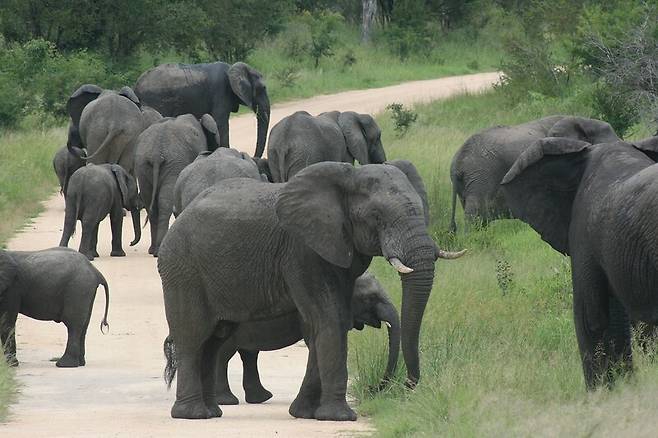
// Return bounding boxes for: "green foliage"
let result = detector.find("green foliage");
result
[386,103,418,136]
[295,10,344,68]
[0,349,14,421]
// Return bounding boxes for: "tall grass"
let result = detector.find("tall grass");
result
[348,90,658,436]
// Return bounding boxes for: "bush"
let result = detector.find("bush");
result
[387,103,418,136]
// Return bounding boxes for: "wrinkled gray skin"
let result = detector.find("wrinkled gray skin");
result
[59,164,141,261]
[134,61,270,158]
[66,84,162,174]
[53,146,84,195]
[501,136,658,389]
[135,114,221,256]
[214,272,400,405]
[449,116,620,231]
[0,247,109,368]
[173,148,263,217]
[159,160,464,421]
[267,110,386,182]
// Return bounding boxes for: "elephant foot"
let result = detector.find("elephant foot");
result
[148,246,159,257]
[55,354,80,368]
[171,399,214,419]
[78,356,86,366]
[215,391,240,405]
[110,249,126,257]
[5,356,18,367]
[81,252,95,261]
[204,401,223,418]
[314,400,357,422]
[289,395,320,419]
[245,387,273,404]
[92,249,100,258]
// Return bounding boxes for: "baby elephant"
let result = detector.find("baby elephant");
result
[53,146,85,195]
[212,272,399,405]
[0,247,109,367]
[59,163,141,260]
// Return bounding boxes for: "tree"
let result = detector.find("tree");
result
[362,0,378,42]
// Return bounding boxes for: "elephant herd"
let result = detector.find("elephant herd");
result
[3,59,658,425]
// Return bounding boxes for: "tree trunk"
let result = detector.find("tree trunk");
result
[361,0,378,43]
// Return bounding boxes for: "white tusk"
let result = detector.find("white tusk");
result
[384,321,392,328]
[389,257,413,274]
[437,248,467,260]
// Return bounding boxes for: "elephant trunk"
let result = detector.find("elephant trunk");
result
[254,95,270,158]
[130,208,141,246]
[376,302,400,383]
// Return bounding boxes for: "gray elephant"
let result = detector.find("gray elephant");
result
[59,163,141,261]
[158,159,465,420]
[173,147,264,217]
[135,114,221,256]
[65,84,162,174]
[214,272,400,405]
[267,110,386,182]
[134,61,270,158]
[501,135,658,389]
[449,116,620,231]
[0,247,109,367]
[53,146,84,195]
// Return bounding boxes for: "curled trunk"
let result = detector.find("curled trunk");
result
[376,302,400,383]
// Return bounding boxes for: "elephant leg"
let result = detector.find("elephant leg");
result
[215,340,239,405]
[77,298,94,367]
[91,222,100,258]
[606,293,632,380]
[78,218,96,261]
[109,204,126,257]
[171,348,212,419]
[289,342,322,419]
[0,311,19,366]
[56,322,82,367]
[214,110,230,148]
[59,202,77,248]
[148,209,158,256]
[200,336,224,418]
[240,349,273,404]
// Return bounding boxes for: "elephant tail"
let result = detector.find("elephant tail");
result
[163,335,177,389]
[81,127,122,162]
[96,272,110,334]
[145,154,163,227]
[449,182,458,233]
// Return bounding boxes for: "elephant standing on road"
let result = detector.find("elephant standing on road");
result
[134,61,270,158]
[267,110,386,182]
[135,114,221,256]
[449,116,620,231]
[214,272,400,405]
[53,146,84,195]
[501,135,658,389]
[158,159,465,420]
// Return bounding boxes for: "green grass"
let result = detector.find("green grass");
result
[347,90,658,436]
[0,348,15,421]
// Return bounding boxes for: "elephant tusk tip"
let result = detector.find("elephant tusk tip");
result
[388,257,413,274]
[384,321,392,328]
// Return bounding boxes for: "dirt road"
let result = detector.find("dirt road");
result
[0,72,499,437]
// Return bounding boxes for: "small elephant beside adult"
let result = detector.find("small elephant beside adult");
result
[173,147,265,217]
[53,146,84,195]
[159,159,465,421]
[59,164,141,261]
[501,135,658,389]
[65,84,163,173]
[0,247,109,368]
[213,272,400,405]
[449,115,620,231]
[267,110,386,182]
[134,61,270,158]
[135,113,221,256]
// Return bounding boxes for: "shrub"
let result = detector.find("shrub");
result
[387,103,418,136]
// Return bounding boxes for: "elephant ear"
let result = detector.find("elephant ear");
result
[385,160,430,226]
[200,114,221,151]
[118,86,141,108]
[67,84,103,126]
[0,251,17,300]
[501,137,591,255]
[276,162,355,268]
[110,164,130,207]
[632,136,658,161]
[338,112,369,165]
[228,62,258,109]
[548,116,619,144]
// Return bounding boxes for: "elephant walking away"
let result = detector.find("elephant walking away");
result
[135,114,221,256]
[0,247,109,367]
[173,147,265,217]
[158,160,465,420]
[449,116,619,231]
[59,164,141,261]
[134,61,270,158]
[213,272,400,405]
[53,146,84,195]
[267,110,386,182]
[501,135,658,389]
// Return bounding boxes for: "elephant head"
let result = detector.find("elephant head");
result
[228,62,270,158]
[110,164,141,246]
[547,116,620,144]
[276,161,464,386]
[337,112,387,165]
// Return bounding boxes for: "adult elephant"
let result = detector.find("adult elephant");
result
[173,147,265,217]
[134,61,270,158]
[66,84,162,174]
[449,116,620,232]
[267,110,386,182]
[214,272,400,405]
[158,160,465,420]
[500,135,658,389]
[135,114,220,256]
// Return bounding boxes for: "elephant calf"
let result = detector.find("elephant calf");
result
[213,272,400,405]
[59,163,141,261]
[53,146,84,195]
[0,247,109,367]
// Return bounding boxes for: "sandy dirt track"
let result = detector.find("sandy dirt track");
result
[0,72,499,437]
